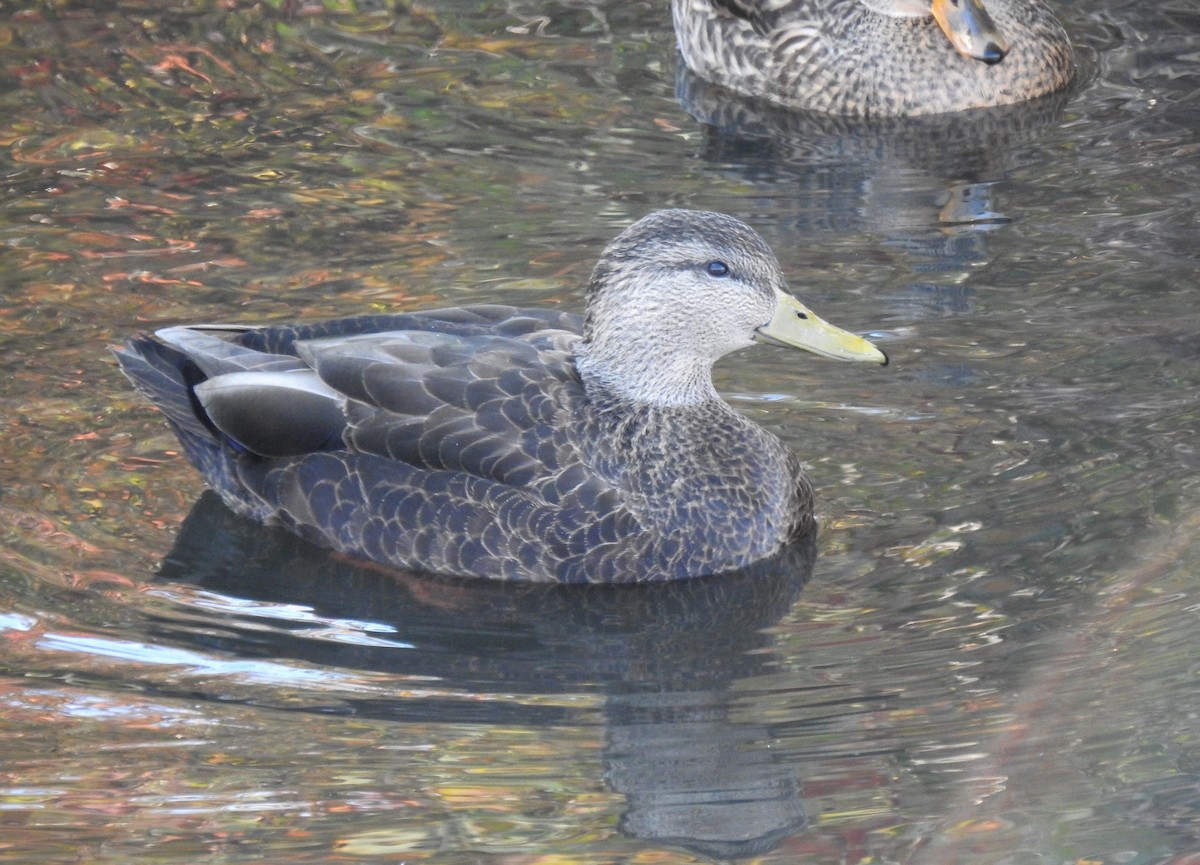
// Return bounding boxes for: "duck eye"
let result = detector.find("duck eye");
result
[705,260,730,277]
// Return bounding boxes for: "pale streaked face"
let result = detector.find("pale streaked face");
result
[578,210,885,405]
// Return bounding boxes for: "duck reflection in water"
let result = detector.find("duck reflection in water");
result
[674,66,1071,337]
[154,492,819,858]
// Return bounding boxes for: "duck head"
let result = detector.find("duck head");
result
[576,210,886,406]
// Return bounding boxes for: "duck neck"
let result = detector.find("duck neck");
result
[574,341,722,408]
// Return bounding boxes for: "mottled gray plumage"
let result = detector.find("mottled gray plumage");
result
[114,210,885,583]
[672,0,1073,116]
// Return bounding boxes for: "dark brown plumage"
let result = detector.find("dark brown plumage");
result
[114,210,885,582]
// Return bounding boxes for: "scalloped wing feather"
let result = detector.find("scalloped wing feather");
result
[298,327,586,490]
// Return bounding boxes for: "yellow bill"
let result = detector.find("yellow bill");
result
[755,291,888,366]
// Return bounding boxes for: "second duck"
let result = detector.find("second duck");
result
[672,0,1073,116]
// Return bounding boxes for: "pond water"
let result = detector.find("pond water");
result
[1,0,1199,862]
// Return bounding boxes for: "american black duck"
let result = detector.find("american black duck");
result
[115,210,886,583]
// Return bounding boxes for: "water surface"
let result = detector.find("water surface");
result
[1,1,1199,862]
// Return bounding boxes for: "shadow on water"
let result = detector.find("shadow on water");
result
[151,492,823,859]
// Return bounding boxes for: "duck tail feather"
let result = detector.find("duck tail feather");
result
[113,335,217,440]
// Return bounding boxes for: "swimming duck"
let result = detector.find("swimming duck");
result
[672,0,1073,116]
[115,210,886,583]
